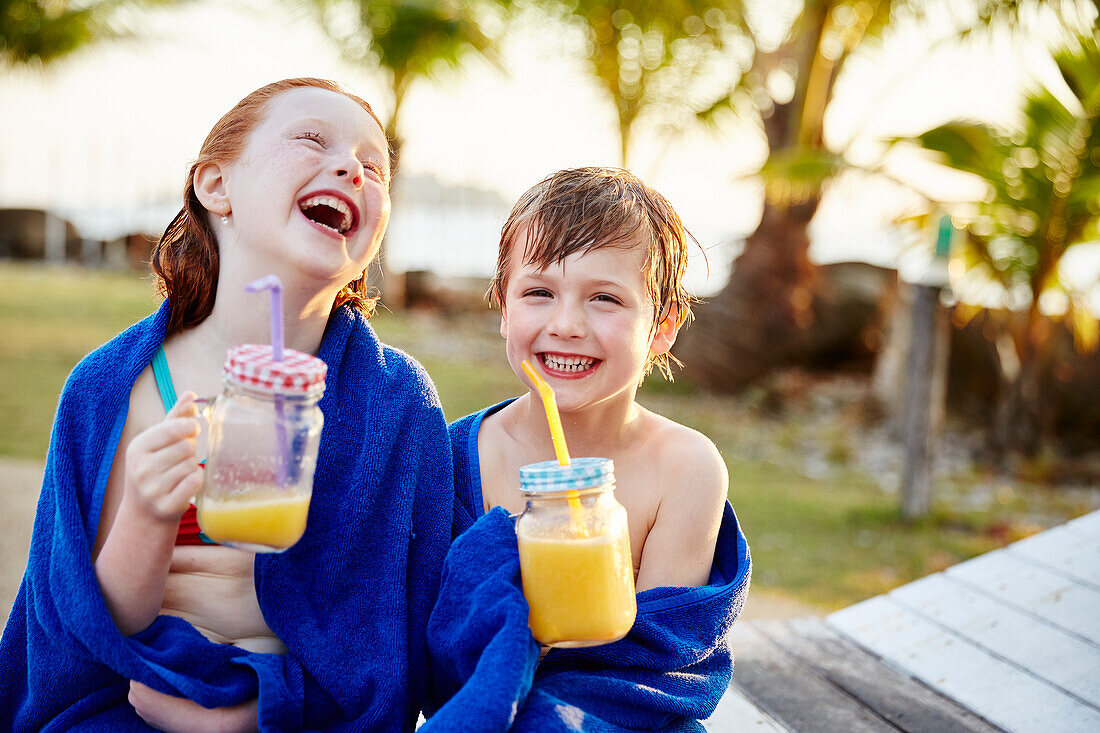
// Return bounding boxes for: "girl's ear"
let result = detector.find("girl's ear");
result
[193,162,231,216]
[650,304,682,357]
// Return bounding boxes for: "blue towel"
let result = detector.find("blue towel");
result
[0,300,454,732]
[428,406,752,731]
[420,508,540,732]
[448,400,516,539]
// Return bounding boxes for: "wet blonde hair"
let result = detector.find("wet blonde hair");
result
[490,167,697,379]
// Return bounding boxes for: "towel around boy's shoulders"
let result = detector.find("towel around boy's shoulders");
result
[423,501,751,732]
[0,300,454,732]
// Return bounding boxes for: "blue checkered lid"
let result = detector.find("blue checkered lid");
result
[519,457,615,494]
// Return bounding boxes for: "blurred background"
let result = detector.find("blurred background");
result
[2,0,1098,624]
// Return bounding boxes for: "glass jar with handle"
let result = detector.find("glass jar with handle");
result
[196,344,326,553]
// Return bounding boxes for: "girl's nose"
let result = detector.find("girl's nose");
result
[336,158,364,190]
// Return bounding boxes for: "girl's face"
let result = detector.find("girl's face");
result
[220,87,391,288]
[500,236,670,414]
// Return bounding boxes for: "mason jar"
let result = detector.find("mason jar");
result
[196,344,326,553]
[515,457,637,647]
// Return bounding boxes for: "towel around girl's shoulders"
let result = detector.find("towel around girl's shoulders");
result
[0,300,454,732]
[423,500,751,732]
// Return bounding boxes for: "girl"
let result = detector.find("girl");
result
[0,79,453,732]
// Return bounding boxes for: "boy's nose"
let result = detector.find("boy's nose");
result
[548,302,587,339]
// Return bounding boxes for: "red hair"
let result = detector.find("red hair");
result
[151,78,387,335]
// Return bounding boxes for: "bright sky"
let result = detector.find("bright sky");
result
[0,0,1089,296]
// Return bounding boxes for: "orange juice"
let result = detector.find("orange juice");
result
[517,529,637,647]
[197,491,311,551]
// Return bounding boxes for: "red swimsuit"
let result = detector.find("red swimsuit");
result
[176,504,209,546]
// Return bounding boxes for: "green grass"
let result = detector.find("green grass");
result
[0,264,521,459]
[718,461,1003,608]
[0,263,161,457]
[0,262,1090,610]
[370,309,520,422]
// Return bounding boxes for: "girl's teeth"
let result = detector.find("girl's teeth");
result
[298,195,353,233]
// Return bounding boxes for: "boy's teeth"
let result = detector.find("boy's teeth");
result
[542,355,595,372]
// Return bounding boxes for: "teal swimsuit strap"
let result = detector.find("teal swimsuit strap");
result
[151,344,177,413]
[152,345,214,542]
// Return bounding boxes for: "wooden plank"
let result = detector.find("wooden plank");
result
[828,596,1100,732]
[1006,524,1100,590]
[730,622,898,732]
[705,685,789,732]
[890,574,1100,708]
[946,548,1100,645]
[1061,509,1100,538]
[754,618,1002,733]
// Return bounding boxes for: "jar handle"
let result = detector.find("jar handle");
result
[191,396,214,465]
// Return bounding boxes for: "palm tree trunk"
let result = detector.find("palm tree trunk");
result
[676,196,820,390]
[675,47,820,390]
[990,302,1053,459]
[674,5,832,391]
[1009,305,1053,454]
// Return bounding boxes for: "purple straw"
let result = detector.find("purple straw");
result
[245,275,284,361]
[245,275,289,487]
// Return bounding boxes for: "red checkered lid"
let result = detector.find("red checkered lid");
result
[223,344,327,395]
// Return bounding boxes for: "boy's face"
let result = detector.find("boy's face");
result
[500,232,678,413]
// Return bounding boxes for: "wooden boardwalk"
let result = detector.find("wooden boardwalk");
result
[707,509,1100,732]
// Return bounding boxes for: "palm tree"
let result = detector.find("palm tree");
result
[523,0,732,166]
[671,0,932,390]
[899,30,1100,453]
[301,0,504,303]
[674,0,1093,392]
[1,0,170,67]
[304,0,503,167]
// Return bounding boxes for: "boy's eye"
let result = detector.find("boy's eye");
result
[297,131,326,147]
[593,293,622,305]
[524,288,553,298]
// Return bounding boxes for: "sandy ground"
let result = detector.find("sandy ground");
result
[0,458,820,630]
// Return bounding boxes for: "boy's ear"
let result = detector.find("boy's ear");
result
[650,304,682,356]
[499,308,508,339]
[193,162,231,217]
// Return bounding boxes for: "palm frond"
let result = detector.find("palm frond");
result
[696,84,761,134]
[897,25,1100,321]
[902,123,1008,182]
[758,147,847,205]
[1055,32,1100,103]
[0,0,177,66]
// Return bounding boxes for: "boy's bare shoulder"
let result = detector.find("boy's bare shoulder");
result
[475,401,531,514]
[630,409,728,590]
[477,400,522,465]
[638,409,728,502]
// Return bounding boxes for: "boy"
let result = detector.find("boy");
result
[452,166,728,593]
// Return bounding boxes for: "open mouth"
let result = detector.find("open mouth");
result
[298,194,356,236]
[539,352,600,376]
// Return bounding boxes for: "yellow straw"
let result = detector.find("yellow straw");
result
[522,360,571,466]
[521,360,586,529]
